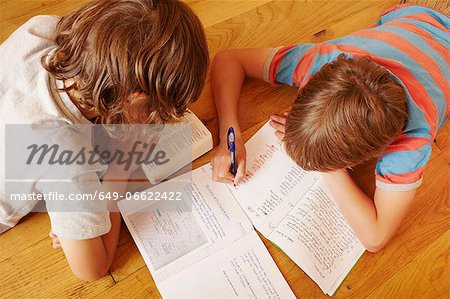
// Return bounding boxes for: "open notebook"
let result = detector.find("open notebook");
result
[119,122,366,297]
[141,110,213,184]
[229,122,366,295]
[119,166,295,298]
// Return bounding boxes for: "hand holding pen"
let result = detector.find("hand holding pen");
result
[211,126,247,185]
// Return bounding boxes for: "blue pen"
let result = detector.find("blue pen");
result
[227,127,237,176]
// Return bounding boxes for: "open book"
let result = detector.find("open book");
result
[141,110,213,184]
[119,122,365,297]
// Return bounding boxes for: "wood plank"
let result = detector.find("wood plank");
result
[0,212,50,263]
[0,0,272,42]
[1,0,73,20]
[100,266,160,298]
[403,0,450,13]
[367,231,450,298]
[0,236,115,297]
[188,0,272,28]
[0,0,92,42]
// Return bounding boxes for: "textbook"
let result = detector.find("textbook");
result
[119,122,366,297]
[141,110,213,184]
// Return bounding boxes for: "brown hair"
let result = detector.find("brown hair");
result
[284,54,407,171]
[43,0,209,124]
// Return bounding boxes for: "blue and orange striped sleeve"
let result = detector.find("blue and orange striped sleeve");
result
[375,137,432,191]
[376,4,449,29]
[263,44,315,87]
[264,42,357,88]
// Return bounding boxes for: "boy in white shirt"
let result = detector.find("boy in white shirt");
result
[0,0,208,281]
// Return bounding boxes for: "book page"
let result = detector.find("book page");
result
[182,111,213,146]
[124,200,208,271]
[158,232,295,299]
[119,164,253,283]
[269,180,365,295]
[142,110,213,184]
[230,123,320,236]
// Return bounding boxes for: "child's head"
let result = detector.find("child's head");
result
[284,55,407,172]
[43,0,209,124]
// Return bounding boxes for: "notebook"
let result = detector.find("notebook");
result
[229,122,366,295]
[119,121,366,297]
[118,167,295,298]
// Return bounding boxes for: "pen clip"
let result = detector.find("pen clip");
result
[227,127,235,151]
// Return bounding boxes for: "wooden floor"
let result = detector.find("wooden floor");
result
[1,0,449,298]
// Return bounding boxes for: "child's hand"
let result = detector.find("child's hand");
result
[269,112,289,140]
[49,230,61,249]
[211,135,246,185]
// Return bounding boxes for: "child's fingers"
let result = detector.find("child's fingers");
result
[275,130,285,140]
[269,120,286,133]
[53,240,61,249]
[283,111,289,117]
[270,114,287,125]
[234,159,246,185]
[213,175,234,184]
[49,230,58,239]
[50,230,61,249]
[212,160,235,183]
[218,169,235,183]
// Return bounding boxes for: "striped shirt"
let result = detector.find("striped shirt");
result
[264,4,449,191]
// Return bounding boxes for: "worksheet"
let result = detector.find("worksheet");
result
[158,232,294,299]
[229,122,366,295]
[119,165,294,297]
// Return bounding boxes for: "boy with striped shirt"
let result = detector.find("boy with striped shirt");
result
[211,4,449,252]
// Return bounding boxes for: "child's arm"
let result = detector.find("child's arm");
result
[57,137,156,281]
[58,165,127,281]
[270,115,416,252]
[211,48,275,184]
[322,170,416,252]
[58,212,121,281]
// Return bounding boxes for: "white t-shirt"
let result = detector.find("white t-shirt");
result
[0,15,111,239]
